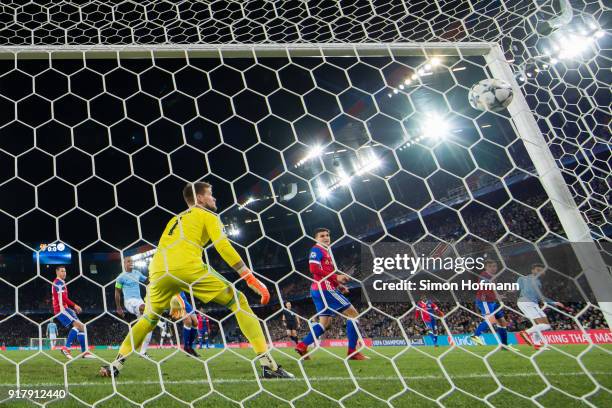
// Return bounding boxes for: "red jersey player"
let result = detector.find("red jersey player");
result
[470,259,515,350]
[51,265,93,359]
[295,227,369,360]
[197,307,210,349]
[415,298,444,347]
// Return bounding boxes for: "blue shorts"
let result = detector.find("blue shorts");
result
[56,308,78,328]
[198,328,207,336]
[179,292,195,315]
[311,288,351,317]
[476,300,504,319]
[425,320,436,331]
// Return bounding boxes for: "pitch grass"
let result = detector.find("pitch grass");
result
[0,345,610,407]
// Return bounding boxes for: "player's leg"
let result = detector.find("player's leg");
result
[72,320,94,358]
[175,293,196,353]
[530,316,551,348]
[296,289,331,356]
[101,272,177,377]
[519,302,550,348]
[290,329,298,345]
[340,304,369,360]
[428,321,438,347]
[472,301,494,345]
[136,303,152,355]
[198,328,204,349]
[189,315,198,349]
[194,265,293,378]
[57,311,76,360]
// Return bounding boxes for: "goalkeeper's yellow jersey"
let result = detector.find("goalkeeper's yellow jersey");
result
[148,206,242,272]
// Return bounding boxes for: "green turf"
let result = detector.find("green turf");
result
[0,345,610,407]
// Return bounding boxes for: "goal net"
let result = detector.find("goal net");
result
[0,1,610,407]
[29,338,66,350]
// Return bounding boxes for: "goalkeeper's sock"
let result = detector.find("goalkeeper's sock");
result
[182,327,191,348]
[228,292,268,354]
[110,355,126,373]
[474,321,489,336]
[77,332,87,352]
[346,319,359,350]
[141,332,152,354]
[118,315,157,357]
[496,326,508,345]
[66,327,78,347]
[301,323,325,346]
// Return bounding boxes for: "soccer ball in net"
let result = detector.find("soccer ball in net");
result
[468,78,514,112]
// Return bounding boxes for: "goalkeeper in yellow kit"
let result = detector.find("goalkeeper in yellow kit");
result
[100,182,293,379]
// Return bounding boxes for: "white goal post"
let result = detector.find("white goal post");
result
[29,337,66,350]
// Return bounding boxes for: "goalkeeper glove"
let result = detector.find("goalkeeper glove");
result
[239,268,270,305]
[169,296,186,320]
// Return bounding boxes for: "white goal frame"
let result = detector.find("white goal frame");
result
[1,41,610,328]
[29,337,67,350]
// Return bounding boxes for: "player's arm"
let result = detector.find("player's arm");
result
[114,279,125,317]
[138,271,149,285]
[203,212,270,305]
[63,292,80,313]
[433,302,444,317]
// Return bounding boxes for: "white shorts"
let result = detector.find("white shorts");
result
[49,334,57,340]
[518,301,546,320]
[125,297,145,316]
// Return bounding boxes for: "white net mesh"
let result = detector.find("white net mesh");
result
[0,1,610,407]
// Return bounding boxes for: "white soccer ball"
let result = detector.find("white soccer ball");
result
[468,78,514,112]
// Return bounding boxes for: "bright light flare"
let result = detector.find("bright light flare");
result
[317,180,331,199]
[557,35,592,59]
[421,113,450,140]
[134,260,147,268]
[295,144,324,167]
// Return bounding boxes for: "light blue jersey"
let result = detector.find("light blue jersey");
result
[517,275,555,304]
[46,322,57,336]
[115,271,147,301]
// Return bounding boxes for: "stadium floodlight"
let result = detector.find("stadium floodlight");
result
[338,168,352,186]
[134,260,147,268]
[430,57,441,66]
[421,113,451,140]
[556,34,593,59]
[295,144,324,168]
[317,180,331,199]
[238,196,255,210]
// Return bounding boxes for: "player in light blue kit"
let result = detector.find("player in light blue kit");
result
[517,263,568,350]
[115,257,151,356]
[46,321,58,349]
